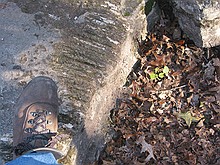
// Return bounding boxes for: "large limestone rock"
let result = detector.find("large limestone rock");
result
[171,0,220,48]
[0,0,147,164]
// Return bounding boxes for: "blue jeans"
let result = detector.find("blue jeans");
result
[6,152,60,165]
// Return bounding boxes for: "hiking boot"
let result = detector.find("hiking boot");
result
[13,76,63,159]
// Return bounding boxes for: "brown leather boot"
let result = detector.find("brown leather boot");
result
[13,76,63,159]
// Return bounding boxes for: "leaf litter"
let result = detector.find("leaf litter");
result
[99,7,220,165]
[136,135,155,162]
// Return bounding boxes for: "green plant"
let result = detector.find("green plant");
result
[149,66,169,80]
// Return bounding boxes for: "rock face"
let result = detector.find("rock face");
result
[171,0,220,48]
[0,0,147,164]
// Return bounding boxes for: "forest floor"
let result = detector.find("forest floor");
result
[99,9,220,165]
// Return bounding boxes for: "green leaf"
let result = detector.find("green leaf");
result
[163,66,169,75]
[178,111,201,127]
[154,67,160,73]
[149,73,157,80]
[159,72,164,78]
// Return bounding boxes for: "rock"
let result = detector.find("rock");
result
[145,0,161,31]
[0,0,147,164]
[170,0,220,48]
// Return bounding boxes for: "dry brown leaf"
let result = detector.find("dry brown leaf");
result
[101,13,219,164]
[212,58,220,66]
[163,35,170,42]
[101,160,115,165]
[136,136,155,163]
[175,40,185,46]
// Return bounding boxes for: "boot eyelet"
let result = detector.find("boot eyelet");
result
[46,120,52,124]
[28,119,34,125]
[30,112,38,117]
[45,111,52,116]
[25,128,33,133]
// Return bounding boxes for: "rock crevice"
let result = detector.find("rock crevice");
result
[170,0,220,47]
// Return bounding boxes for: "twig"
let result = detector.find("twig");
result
[151,84,188,93]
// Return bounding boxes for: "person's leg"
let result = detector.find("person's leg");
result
[10,76,64,164]
[6,152,59,165]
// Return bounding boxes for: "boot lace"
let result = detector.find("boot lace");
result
[14,109,56,156]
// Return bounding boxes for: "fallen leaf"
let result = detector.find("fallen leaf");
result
[163,35,170,42]
[212,58,220,66]
[136,136,155,162]
[178,111,202,127]
[158,93,167,99]
[101,160,115,165]
[175,40,185,45]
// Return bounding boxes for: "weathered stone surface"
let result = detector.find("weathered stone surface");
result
[145,0,161,31]
[0,0,147,164]
[171,0,220,48]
